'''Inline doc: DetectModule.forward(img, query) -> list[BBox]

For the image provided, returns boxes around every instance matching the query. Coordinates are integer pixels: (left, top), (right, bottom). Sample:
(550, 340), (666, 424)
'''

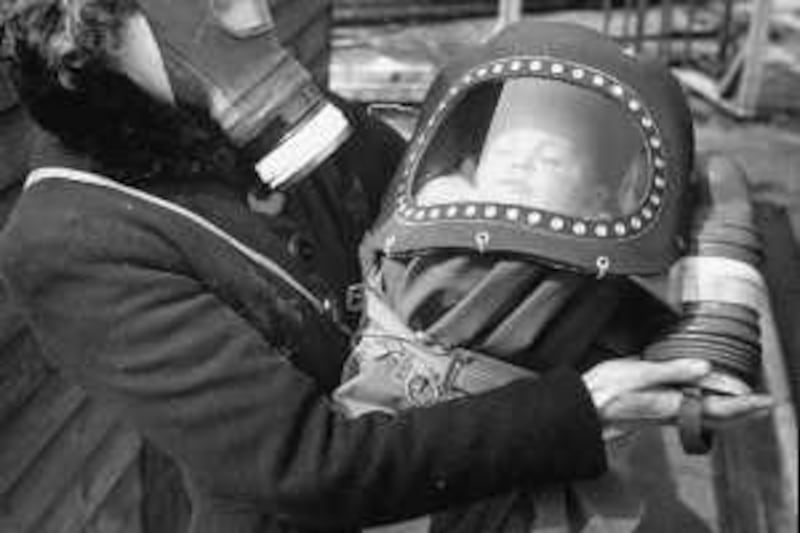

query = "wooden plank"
(713, 424), (771, 533)
(736, 0), (774, 116)
(676, 0), (775, 118)
(36, 425), (141, 533)
(497, 0), (523, 27)
(711, 203), (799, 533)
(658, 0), (674, 59)
(334, 1), (495, 24)
(332, 0), (575, 24)
(670, 67), (757, 119)
(618, 426), (718, 531)
(713, 416), (796, 533)
(330, 40), (436, 102)
(3, 400), (119, 530)
(755, 204), (800, 408)
(0, 377), (87, 496)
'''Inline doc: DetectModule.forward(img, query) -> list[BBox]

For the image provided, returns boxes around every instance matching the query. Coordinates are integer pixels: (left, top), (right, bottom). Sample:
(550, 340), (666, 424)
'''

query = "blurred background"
(0, 1), (798, 532)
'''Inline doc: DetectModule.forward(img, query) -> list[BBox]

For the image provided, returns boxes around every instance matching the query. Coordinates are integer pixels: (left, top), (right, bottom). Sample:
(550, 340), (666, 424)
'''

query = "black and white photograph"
(0, 1), (797, 532)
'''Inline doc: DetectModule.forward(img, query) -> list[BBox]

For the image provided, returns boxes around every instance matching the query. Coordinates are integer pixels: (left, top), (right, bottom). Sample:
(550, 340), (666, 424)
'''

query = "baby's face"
(474, 128), (587, 210)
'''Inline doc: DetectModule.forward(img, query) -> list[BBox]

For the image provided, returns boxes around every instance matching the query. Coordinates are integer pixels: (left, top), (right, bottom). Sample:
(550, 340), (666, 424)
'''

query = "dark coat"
(0, 109), (606, 533)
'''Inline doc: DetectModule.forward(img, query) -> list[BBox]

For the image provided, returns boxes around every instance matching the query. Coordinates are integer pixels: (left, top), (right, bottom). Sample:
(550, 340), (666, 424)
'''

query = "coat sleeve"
(0, 196), (606, 529)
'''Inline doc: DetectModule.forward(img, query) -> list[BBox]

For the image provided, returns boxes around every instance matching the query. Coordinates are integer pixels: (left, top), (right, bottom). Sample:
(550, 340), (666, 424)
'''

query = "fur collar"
(13, 56), (253, 190)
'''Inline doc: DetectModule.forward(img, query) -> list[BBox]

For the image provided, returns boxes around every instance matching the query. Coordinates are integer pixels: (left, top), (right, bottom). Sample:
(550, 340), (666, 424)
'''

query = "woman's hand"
(582, 358), (774, 440)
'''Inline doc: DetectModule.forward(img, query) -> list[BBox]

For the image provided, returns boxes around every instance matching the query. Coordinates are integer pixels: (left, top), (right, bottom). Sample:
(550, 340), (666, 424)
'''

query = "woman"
(0, 2), (769, 532)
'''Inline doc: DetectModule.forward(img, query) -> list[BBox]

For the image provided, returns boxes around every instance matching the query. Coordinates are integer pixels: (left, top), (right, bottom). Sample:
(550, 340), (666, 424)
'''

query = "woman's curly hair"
(1, 0), (136, 88)
(0, 0), (252, 188)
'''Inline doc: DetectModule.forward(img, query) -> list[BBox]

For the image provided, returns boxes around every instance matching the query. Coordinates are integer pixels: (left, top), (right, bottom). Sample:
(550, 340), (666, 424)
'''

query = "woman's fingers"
(583, 358), (711, 410)
(583, 358), (774, 437)
(703, 394), (774, 423)
(598, 388), (773, 428)
(602, 388), (683, 423)
(622, 359), (711, 392)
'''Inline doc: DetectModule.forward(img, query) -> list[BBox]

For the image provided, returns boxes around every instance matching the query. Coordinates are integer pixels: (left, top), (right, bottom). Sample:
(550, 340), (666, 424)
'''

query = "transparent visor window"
(413, 77), (651, 220)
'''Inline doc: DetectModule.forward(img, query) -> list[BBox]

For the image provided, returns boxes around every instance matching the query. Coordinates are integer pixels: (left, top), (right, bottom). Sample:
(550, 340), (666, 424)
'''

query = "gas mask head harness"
(370, 21), (694, 278)
(129, 0), (351, 188)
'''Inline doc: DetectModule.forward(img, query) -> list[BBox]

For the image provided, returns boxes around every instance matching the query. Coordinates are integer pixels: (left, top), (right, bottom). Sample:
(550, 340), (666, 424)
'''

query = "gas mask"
(363, 21), (767, 454)
(126, 0), (351, 188)
(370, 21), (694, 277)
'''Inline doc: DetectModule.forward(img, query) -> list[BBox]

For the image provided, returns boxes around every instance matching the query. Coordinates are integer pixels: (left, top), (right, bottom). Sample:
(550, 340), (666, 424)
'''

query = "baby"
(332, 21), (694, 533)
(417, 77), (649, 221)
(334, 20), (744, 533)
